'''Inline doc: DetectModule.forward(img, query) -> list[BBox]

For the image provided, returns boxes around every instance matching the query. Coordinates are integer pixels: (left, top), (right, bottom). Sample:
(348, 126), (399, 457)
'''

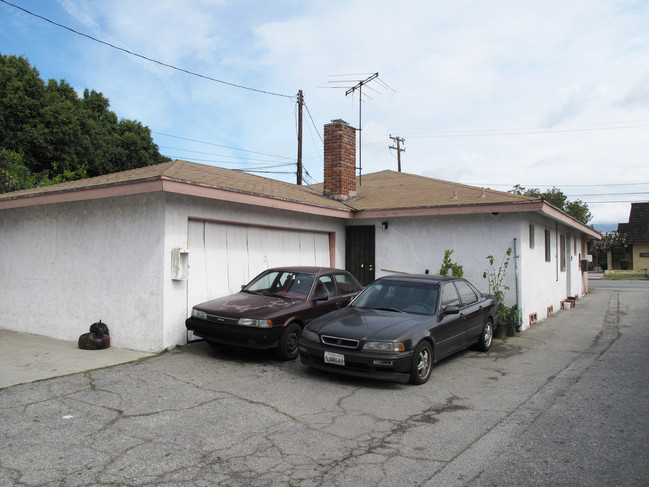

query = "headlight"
(362, 341), (405, 352)
(302, 329), (319, 342)
(192, 309), (207, 319)
(237, 318), (273, 328)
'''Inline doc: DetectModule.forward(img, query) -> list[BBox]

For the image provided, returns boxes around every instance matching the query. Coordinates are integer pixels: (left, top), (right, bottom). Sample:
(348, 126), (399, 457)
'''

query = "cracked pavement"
(1, 285), (648, 486)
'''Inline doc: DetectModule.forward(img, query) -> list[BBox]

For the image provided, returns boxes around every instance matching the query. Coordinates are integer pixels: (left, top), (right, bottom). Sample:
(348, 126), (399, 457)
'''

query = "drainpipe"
(513, 238), (521, 331)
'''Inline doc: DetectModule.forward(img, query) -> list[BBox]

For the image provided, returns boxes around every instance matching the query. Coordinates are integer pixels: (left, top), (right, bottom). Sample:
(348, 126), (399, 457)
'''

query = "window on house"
(545, 229), (552, 262)
(574, 237), (577, 255)
(560, 234), (566, 271)
(529, 224), (535, 249)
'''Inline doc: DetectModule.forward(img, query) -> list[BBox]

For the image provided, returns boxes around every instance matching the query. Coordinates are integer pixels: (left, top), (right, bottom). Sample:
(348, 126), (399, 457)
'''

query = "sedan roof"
(266, 266), (346, 274)
(379, 274), (458, 284)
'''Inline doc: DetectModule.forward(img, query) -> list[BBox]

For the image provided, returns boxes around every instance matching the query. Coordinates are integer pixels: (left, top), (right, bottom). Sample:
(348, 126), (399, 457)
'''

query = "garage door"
(187, 220), (331, 310)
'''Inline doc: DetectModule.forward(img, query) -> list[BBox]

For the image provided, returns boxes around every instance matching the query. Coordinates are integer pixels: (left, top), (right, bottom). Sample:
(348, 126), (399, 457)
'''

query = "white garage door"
(187, 220), (331, 310)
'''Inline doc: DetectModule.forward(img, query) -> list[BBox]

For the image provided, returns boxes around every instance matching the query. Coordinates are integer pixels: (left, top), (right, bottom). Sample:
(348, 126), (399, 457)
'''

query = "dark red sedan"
(185, 266), (362, 360)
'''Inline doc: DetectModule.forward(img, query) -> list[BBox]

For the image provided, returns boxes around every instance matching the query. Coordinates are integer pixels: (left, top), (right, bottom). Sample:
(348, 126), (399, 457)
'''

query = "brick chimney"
(323, 119), (357, 201)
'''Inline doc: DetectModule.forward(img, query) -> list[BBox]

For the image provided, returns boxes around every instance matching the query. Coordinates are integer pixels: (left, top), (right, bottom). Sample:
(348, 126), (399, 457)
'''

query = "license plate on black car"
(324, 351), (345, 366)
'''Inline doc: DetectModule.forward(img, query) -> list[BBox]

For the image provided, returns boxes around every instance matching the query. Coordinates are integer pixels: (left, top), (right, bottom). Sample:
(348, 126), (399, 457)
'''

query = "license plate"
(324, 351), (345, 366)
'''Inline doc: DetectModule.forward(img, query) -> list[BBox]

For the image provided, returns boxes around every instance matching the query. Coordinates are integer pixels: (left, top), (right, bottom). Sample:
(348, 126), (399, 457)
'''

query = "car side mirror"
(313, 293), (329, 302)
(442, 305), (460, 315)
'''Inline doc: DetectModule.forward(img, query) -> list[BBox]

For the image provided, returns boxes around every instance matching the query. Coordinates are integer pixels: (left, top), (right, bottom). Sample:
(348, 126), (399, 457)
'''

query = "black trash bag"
(78, 320), (110, 350)
(90, 321), (109, 337)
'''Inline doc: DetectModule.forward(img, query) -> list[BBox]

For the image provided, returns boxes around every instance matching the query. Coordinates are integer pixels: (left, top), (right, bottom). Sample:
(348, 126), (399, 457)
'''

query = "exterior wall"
(161, 193), (348, 351)
(519, 214), (587, 327)
(0, 193), (166, 352)
(632, 243), (649, 273)
(365, 212), (589, 330)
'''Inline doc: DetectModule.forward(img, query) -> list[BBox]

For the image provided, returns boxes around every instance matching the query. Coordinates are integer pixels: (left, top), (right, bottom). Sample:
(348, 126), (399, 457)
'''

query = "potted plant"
(484, 248), (519, 338)
(499, 304), (519, 336)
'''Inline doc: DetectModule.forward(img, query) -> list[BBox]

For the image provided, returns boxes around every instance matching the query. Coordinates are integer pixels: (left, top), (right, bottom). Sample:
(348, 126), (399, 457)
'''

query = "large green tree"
(511, 184), (592, 224)
(0, 54), (169, 193)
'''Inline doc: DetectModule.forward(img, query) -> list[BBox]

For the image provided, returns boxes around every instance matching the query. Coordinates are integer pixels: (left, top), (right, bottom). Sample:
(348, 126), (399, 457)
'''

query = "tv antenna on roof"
(328, 72), (389, 184)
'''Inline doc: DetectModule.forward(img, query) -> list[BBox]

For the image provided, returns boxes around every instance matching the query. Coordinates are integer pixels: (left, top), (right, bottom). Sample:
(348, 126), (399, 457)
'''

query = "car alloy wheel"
(478, 319), (493, 352)
(409, 341), (433, 385)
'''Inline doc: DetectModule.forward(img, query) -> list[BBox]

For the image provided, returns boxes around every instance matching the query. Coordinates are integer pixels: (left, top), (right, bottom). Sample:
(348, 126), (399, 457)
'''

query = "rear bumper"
(185, 317), (282, 349)
(298, 339), (414, 384)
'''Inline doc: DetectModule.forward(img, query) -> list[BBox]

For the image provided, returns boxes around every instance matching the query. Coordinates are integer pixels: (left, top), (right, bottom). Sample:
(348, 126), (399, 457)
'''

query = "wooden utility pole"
(389, 134), (405, 172)
(296, 90), (303, 185)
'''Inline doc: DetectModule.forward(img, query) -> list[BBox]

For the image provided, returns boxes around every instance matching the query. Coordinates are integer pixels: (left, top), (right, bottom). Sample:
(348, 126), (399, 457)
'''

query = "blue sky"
(2, 0), (649, 228)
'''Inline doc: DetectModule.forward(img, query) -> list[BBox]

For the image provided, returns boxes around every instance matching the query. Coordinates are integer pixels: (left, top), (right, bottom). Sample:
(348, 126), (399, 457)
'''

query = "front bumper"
(298, 339), (414, 384)
(185, 317), (283, 350)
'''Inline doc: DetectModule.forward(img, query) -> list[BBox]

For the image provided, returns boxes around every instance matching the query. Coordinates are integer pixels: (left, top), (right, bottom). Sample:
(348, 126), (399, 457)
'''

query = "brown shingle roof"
(317, 170), (533, 210)
(0, 160), (349, 210)
(619, 202), (649, 243)
(0, 160), (535, 212)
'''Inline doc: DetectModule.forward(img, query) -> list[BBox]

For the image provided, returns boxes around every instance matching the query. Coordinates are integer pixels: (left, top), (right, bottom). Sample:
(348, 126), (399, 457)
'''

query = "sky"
(1, 0), (649, 230)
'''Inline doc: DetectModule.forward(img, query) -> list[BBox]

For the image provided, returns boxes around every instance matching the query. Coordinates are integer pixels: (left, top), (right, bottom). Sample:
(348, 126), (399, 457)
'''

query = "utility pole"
(296, 90), (303, 185)
(389, 135), (405, 172)
(345, 73), (379, 185)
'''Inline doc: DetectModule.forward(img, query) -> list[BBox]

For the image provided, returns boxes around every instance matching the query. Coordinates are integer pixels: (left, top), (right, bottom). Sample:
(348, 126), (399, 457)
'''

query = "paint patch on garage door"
(187, 219), (331, 309)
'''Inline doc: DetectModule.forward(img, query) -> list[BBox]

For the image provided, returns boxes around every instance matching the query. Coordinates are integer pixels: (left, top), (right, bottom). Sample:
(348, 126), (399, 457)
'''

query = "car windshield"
(244, 270), (315, 301)
(351, 279), (439, 315)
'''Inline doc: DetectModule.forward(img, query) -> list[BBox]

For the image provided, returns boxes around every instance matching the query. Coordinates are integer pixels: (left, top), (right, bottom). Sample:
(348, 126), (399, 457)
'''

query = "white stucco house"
(0, 119), (600, 352)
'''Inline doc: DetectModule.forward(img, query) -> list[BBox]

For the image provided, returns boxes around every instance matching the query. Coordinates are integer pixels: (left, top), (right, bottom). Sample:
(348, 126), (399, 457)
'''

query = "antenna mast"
(345, 72), (378, 185)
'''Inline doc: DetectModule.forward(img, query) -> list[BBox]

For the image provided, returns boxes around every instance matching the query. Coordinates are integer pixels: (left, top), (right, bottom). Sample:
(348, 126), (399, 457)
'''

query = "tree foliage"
(0, 54), (169, 193)
(511, 184), (592, 224)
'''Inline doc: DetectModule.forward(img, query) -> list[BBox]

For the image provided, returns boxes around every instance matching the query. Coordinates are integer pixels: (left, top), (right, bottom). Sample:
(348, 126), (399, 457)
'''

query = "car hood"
(193, 292), (301, 319)
(306, 307), (429, 341)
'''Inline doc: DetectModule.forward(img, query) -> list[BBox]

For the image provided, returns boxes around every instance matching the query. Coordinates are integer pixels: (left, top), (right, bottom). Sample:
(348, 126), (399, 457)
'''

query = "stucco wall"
(364, 212), (588, 330)
(0, 193), (166, 351)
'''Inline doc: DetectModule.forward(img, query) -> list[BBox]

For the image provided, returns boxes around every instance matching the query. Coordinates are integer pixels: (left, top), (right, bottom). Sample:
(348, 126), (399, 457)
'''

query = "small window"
(574, 237), (577, 255)
(441, 283), (460, 308)
(454, 280), (478, 305)
(529, 224), (535, 249)
(545, 229), (552, 262)
(334, 273), (360, 295)
(560, 234), (566, 271)
(318, 275), (337, 297)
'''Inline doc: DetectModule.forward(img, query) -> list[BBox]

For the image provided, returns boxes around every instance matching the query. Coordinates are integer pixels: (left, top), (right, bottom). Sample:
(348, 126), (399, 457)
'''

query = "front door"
(345, 225), (375, 286)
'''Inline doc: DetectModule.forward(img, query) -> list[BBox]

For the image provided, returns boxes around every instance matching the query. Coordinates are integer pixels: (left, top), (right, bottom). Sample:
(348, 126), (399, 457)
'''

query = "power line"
(401, 121), (649, 138)
(1, 0), (294, 99)
(153, 132), (294, 160)
(467, 182), (649, 188)
(158, 146), (295, 165)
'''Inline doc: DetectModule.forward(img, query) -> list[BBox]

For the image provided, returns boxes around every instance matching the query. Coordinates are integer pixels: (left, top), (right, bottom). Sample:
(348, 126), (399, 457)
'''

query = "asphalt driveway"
(1, 286), (648, 486)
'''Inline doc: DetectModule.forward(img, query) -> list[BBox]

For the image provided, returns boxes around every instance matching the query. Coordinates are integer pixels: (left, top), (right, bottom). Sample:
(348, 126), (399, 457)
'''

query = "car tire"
(276, 323), (302, 361)
(477, 319), (493, 352)
(409, 341), (433, 385)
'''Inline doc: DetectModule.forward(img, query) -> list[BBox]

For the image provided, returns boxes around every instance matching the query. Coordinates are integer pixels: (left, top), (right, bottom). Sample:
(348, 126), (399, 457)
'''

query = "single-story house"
(0, 119), (601, 352)
(612, 202), (649, 273)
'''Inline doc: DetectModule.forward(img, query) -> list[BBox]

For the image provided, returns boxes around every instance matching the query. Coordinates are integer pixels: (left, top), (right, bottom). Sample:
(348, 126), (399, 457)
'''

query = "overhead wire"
(0, 0), (294, 99)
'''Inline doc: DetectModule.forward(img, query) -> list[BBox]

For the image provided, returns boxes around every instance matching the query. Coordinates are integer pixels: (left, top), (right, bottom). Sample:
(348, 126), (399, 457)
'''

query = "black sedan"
(298, 274), (498, 384)
(185, 267), (362, 360)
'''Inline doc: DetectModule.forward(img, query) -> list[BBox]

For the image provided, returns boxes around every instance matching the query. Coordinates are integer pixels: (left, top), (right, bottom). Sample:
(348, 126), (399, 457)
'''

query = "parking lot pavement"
(1, 288), (648, 486)
(0, 330), (154, 388)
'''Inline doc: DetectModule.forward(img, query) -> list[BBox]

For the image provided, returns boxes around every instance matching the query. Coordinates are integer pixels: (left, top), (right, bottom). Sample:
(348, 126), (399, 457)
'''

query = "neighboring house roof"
(0, 160), (600, 238)
(618, 202), (649, 243)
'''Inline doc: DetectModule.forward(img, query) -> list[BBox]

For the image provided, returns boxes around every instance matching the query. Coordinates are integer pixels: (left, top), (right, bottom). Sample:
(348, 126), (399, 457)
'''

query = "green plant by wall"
(439, 249), (464, 277)
(483, 247), (517, 323)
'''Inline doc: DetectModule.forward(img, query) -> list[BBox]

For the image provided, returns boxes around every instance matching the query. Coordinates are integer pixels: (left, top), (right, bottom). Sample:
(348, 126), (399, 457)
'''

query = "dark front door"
(346, 226), (375, 286)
